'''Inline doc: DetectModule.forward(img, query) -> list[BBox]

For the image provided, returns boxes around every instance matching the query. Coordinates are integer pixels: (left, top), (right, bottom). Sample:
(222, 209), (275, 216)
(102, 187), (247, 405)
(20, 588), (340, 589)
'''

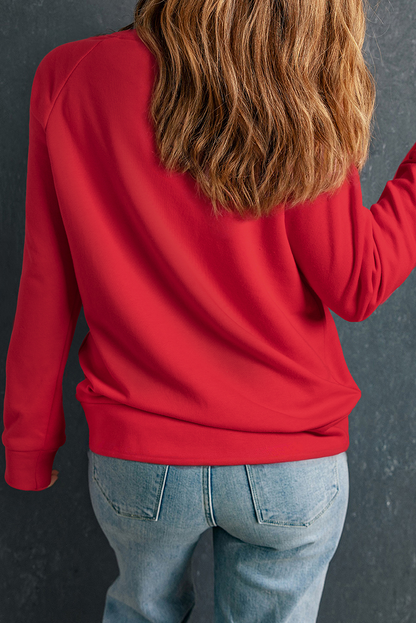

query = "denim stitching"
(91, 453), (168, 521)
(246, 456), (340, 528)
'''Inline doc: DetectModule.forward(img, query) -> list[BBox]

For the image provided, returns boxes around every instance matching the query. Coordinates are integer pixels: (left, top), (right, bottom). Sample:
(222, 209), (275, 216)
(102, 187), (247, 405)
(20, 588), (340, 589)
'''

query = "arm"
(2, 103), (82, 491)
(284, 146), (416, 322)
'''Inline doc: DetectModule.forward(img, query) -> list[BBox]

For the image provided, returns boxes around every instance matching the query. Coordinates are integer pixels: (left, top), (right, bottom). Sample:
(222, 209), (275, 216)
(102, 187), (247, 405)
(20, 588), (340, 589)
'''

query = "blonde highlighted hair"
(112, 0), (377, 219)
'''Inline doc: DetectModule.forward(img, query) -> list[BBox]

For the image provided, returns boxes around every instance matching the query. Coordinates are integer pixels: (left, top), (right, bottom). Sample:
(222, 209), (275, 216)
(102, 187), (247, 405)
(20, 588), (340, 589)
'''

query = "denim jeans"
(87, 449), (349, 623)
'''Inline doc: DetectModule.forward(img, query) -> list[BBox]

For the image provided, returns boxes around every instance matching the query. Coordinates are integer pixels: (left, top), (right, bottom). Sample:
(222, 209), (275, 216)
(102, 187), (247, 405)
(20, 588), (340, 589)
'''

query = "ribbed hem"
(81, 401), (350, 465)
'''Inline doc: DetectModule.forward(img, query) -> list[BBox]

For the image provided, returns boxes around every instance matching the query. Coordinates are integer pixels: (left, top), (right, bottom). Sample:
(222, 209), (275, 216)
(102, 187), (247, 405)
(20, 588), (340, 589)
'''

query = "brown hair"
(111, 0), (377, 220)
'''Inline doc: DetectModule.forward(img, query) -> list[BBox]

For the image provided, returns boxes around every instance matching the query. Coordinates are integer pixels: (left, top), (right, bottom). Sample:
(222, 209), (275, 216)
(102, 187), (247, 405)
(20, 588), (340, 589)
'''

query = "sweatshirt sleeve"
(2, 95), (82, 490)
(284, 144), (416, 322)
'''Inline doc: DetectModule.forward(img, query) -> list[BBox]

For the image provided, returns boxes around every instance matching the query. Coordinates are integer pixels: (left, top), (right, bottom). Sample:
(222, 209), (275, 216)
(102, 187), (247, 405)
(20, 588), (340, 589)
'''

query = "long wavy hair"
(102, 0), (377, 219)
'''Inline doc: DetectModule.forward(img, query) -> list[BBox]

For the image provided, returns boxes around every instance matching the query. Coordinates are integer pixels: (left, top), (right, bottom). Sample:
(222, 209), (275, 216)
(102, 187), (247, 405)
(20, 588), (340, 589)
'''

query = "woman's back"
(3, 28), (416, 489)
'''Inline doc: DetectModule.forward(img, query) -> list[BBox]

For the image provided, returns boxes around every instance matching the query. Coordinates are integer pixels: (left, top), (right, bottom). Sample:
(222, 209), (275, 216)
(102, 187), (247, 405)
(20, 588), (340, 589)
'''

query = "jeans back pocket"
(90, 450), (169, 521)
(245, 453), (341, 527)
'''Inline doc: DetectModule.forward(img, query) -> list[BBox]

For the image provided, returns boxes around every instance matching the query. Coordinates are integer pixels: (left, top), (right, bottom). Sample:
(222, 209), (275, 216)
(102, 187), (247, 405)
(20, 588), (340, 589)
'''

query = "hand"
(45, 469), (59, 489)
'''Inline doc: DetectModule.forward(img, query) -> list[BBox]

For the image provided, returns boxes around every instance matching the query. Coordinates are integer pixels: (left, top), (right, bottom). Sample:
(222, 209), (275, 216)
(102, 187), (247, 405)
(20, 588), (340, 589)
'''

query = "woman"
(3, 0), (416, 621)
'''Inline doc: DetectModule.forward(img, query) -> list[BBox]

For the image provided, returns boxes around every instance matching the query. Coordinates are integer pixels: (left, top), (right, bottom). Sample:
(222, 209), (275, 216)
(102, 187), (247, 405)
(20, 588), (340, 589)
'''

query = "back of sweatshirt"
(3, 28), (416, 490)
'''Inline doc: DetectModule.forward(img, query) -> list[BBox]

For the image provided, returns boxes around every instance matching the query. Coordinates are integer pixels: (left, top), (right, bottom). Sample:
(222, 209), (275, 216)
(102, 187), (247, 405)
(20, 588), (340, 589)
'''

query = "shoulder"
(30, 30), (136, 127)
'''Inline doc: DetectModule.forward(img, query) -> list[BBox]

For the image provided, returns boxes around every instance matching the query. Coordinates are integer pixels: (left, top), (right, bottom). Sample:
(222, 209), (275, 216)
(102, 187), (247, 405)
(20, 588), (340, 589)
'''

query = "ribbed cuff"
(4, 448), (58, 491)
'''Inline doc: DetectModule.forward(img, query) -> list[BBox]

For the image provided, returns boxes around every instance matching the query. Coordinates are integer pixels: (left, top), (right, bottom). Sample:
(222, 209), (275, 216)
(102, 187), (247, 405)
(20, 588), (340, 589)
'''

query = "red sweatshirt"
(3, 28), (416, 491)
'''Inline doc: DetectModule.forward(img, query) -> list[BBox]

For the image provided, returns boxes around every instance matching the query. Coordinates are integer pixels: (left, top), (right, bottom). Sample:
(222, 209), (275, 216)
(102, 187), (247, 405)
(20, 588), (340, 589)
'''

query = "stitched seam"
(44, 39), (106, 132)
(155, 466), (169, 521)
(208, 467), (217, 526)
(92, 456), (169, 520)
(246, 457), (340, 528)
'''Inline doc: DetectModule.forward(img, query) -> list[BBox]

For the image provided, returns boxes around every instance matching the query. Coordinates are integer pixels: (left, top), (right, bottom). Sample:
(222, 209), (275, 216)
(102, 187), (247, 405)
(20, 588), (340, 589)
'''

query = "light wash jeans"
(87, 449), (349, 623)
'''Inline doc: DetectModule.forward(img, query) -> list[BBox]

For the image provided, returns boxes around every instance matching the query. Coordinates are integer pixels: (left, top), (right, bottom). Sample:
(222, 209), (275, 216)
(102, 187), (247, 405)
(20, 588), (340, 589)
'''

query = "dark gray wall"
(1, 2), (416, 622)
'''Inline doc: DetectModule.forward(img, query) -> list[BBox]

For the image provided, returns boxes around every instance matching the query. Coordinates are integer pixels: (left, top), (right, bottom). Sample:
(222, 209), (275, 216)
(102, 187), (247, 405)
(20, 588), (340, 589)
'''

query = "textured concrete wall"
(1, 1), (415, 621)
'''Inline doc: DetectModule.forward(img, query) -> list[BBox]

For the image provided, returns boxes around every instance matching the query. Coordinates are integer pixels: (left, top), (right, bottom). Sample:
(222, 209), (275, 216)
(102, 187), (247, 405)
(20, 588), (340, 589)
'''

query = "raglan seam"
(44, 38), (107, 133)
